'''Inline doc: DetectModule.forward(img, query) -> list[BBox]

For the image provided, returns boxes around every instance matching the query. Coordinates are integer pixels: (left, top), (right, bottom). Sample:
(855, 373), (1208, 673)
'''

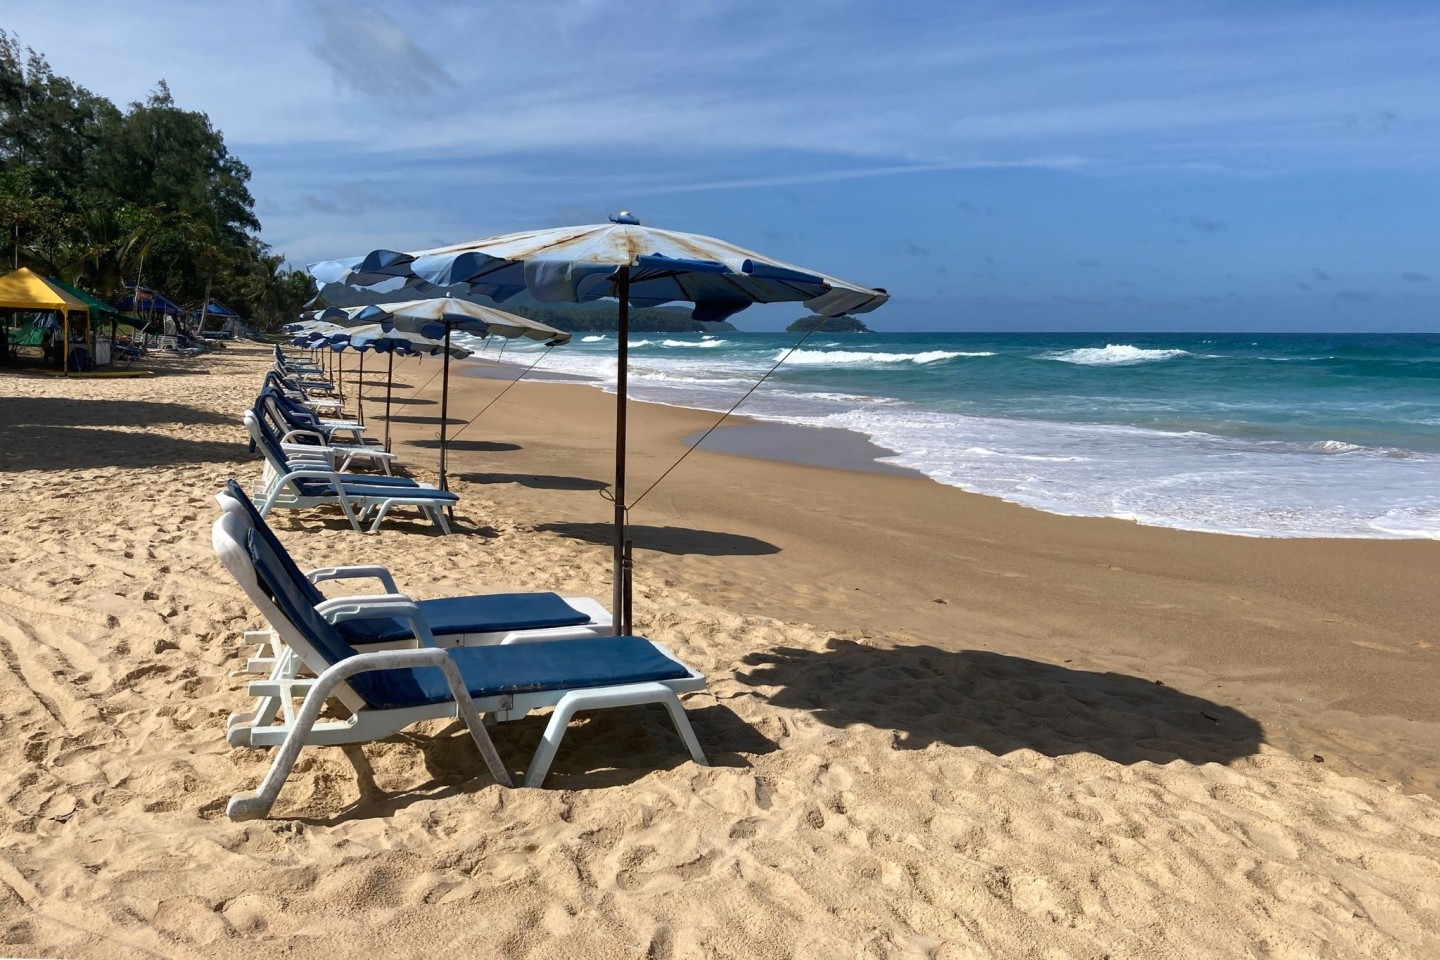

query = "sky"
(7, 0), (1440, 331)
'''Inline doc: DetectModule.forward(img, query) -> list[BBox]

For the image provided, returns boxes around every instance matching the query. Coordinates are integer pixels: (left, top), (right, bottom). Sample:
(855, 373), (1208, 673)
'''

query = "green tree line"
(0, 34), (314, 328)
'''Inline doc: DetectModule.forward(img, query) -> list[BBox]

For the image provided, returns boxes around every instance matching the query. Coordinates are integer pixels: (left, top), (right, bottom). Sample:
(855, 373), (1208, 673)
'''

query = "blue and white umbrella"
(311, 214), (888, 632)
(305, 300), (568, 480)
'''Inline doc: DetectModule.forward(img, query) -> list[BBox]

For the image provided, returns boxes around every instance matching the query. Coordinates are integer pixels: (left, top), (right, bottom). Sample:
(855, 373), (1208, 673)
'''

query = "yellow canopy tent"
(0, 267), (91, 374)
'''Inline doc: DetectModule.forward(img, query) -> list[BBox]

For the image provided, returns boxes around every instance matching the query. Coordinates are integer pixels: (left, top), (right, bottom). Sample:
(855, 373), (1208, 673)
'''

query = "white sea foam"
(581, 335), (607, 342)
(471, 335), (1440, 540)
(779, 348), (983, 366)
(662, 338), (727, 348)
(627, 339), (654, 348)
(1047, 344), (1190, 365)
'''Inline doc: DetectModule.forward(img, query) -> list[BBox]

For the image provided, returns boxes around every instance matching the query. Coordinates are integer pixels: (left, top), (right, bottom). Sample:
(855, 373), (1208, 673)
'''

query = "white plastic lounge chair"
(244, 410), (457, 533)
(213, 508), (707, 819)
(261, 385), (371, 446)
(217, 481), (612, 746)
(264, 369), (344, 412)
(255, 393), (395, 475)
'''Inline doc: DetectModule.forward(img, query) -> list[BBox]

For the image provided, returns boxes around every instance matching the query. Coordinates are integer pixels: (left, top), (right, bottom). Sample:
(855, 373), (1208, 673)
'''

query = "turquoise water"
(465, 331), (1440, 538)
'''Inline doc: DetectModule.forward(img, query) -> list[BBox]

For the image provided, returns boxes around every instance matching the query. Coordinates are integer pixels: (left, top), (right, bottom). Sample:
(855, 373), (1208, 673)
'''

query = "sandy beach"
(4, 342), (1440, 958)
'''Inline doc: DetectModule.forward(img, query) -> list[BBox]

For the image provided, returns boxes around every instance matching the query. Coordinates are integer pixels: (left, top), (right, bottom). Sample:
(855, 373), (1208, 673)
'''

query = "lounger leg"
(227, 649), (511, 821)
(227, 648), (298, 747)
(522, 683), (708, 789)
(431, 506), (452, 535)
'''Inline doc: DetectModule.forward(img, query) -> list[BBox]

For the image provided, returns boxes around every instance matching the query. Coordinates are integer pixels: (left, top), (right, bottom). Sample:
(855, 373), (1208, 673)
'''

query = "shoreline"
(458, 353), (1440, 542)
(396, 353), (1440, 796)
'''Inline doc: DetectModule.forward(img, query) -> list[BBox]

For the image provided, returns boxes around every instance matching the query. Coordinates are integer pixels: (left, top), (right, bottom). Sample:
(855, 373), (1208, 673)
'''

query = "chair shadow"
(407, 439), (521, 452)
(267, 509), (499, 539)
(373, 397), (436, 406)
(457, 472), (609, 491)
(738, 638), (1263, 766)
(536, 522), (780, 557)
(299, 703), (768, 824)
(0, 425), (243, 472)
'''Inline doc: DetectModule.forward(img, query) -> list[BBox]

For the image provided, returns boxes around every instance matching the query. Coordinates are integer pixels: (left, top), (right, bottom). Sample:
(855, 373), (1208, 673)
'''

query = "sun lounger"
(213, 508), (707, 819)
(217, 480), (613, 745)
(260, 384), (371, 446)
(220, 479), (609, 645)
(243, 410), (457, 533)
(263, 369), (343, 413)
(254, 393), (395, 475)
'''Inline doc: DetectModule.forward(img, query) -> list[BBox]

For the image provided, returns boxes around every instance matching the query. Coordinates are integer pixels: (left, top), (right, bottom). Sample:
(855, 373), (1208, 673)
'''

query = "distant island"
(785, 315), (871, 333)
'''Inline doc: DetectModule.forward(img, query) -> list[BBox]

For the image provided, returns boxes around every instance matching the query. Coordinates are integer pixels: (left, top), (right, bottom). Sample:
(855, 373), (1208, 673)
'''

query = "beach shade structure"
(311, 215), (888, 634)
(315, 297), (569, 493)
(0, 267), (91, 374)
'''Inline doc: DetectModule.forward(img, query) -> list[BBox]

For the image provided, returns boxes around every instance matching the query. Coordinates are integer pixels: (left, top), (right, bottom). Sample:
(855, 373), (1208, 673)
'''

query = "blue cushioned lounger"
(213, 506), (706, 820)
(219, 480), (599, 649)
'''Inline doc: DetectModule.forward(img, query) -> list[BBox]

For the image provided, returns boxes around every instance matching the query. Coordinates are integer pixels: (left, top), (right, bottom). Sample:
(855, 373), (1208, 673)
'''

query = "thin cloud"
(1400, 271), (1431, 283)
(1312, 267), (1333, 281)
(309, 1), (455, 98)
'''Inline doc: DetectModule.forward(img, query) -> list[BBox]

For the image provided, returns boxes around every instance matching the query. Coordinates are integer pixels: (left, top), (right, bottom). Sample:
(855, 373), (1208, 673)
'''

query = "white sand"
(1, 344), (1438, 958)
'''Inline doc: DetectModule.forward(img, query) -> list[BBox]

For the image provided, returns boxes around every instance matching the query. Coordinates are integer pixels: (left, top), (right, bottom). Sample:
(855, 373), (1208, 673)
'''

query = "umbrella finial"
(609, 210), (640, 225)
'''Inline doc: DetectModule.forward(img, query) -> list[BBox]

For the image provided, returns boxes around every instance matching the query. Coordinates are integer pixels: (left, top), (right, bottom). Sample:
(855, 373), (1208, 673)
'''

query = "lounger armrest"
(316, 594), (438, 647)
(279, 445), (334, 464)
(280, 427), (329, 445)
(307, 565), (400, 593)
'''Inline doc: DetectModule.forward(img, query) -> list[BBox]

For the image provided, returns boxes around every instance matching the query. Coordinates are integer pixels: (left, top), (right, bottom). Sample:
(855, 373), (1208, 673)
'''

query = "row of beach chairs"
(248, 345), (456, 533)
(212, 346), (709, 820)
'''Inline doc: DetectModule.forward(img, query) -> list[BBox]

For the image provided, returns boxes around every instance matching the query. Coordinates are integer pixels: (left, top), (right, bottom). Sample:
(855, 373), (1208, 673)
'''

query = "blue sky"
(9, 1), (1440, 330)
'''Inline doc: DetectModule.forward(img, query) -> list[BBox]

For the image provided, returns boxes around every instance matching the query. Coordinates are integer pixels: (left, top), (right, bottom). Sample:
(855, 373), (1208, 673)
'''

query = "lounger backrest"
(221, 480), (328, 607)
(261, 384), (323, 431)
(243, 410), (293, 473)
(244, 527), (433, 709)
(261, 387), (321, 433)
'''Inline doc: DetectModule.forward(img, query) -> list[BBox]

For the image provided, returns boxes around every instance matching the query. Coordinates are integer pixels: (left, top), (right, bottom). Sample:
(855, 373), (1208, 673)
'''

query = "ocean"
(456, 331), (1440, 540)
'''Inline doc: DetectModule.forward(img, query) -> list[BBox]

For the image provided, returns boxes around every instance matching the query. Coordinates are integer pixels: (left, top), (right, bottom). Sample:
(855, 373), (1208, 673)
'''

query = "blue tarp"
(119, 283), (182, 315)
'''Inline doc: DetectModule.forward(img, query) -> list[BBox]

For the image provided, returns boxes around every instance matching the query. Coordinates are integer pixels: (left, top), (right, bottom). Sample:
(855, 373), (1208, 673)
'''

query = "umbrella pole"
(613, 267), (631, 634)
(439, 326), (451, 493)
(384, 349), (394, 453)
(357, 351), (365, 426)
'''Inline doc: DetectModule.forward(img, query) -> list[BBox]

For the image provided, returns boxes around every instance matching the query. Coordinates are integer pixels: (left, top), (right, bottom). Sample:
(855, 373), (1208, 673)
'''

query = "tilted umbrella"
(311, 214), (887, 633)
(317, 298), (568, 491)
(346, 321), (468, 452)
(294, 317), (470, 452)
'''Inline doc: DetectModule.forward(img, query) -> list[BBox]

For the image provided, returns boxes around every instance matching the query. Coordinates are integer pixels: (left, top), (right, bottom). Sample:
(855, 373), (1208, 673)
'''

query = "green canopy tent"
(49, 278), (130, 366)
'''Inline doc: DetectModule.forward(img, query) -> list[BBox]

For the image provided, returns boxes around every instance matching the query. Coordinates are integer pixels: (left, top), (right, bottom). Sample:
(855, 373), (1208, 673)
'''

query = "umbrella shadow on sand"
(738, 638), (1262, 766)
(457, 471), (609, 491)
(405, 439), (521, 453)
(537, 522), (780, 557)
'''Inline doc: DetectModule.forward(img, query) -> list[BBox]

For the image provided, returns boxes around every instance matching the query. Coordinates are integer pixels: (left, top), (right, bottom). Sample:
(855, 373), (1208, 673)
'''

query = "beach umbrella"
(293, 317), (469, 451)
(346, 321), (470, 452)
(310, 214), (887, 633)
(321, 297), (568, 494)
